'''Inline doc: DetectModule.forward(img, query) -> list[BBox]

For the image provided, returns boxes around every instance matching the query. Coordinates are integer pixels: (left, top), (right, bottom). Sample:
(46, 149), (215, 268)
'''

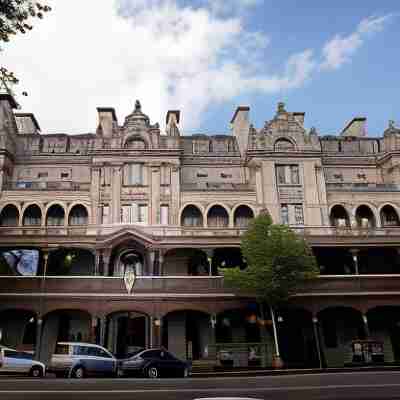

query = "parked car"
(118, 348), (191, 378)
(48, 342), (117, 378)
(0, 346), (45, 377)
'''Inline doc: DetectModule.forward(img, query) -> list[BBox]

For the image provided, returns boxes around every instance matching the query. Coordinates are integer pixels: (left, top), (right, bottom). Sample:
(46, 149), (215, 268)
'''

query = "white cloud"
(1, 2), (394, 134)
(321, 15), (393, 71)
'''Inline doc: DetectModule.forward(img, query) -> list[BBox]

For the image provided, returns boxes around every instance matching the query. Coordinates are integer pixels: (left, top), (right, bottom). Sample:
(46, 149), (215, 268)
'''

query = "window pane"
(138, 205), (148, 224)
(291, 165), (300, 184)
(281, 205), (289, 225)
(294, 204), (304, 225)
(102, 206), (109, 224)
(276, 165), (286, 184)
(55, 344), (69, 355)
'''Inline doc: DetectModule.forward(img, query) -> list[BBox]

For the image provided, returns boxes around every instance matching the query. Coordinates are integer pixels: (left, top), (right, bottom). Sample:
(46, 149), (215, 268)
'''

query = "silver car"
(48, 342), (117, 378)
(0, 346), (45, 377)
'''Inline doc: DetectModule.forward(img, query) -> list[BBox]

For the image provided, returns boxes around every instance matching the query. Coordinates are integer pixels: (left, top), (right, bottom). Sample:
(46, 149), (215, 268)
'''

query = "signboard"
(352, 340), (384, 364)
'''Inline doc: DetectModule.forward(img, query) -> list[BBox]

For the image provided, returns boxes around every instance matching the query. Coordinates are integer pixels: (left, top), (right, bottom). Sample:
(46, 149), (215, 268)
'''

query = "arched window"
(274, 138), (295, 152)
(0, 204), (19, 226)
(68, 205), (88, 226)
(330, 205), (350, 227)
(380, 205), (400, 227)
(355, 205), (376, 228)
(234, 205), (254, 228)
(22, 205), (42, 226)
(181, 205), (203, 227)
(207, 205), (229, 228)
(46, 204), (65, 226)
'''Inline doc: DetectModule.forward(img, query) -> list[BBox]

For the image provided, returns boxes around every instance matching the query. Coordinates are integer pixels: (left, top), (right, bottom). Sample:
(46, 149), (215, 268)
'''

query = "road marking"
(2, 383), (400, 394)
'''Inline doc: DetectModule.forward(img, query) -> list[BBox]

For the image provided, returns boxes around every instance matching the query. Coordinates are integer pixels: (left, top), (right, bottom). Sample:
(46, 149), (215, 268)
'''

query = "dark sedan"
(118, 348), (190, 378)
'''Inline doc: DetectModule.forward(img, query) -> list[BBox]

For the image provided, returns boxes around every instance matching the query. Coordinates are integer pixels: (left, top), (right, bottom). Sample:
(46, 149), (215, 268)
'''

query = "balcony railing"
(326, 182), (400, 192)
(1, 224), (400, 238)
(0, 275), (398, 298)
(296, 275), (400, 296)
(0, 276), (226, 295)
(3, 181), (91, 191)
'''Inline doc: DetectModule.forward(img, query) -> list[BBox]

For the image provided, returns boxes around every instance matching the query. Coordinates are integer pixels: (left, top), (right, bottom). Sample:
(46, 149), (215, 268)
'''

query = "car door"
(95, 348), (115, 376)
(2, 350), (20, 373)
(162, 351), (183, 377)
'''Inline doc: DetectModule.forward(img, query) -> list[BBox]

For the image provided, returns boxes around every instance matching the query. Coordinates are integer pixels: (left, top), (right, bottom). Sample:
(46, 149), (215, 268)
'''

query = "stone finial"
(310, 126), (318, 135)
(277, 102), (286, 114)
(389, 120), (396, 129)
(134, 100), (141, 112)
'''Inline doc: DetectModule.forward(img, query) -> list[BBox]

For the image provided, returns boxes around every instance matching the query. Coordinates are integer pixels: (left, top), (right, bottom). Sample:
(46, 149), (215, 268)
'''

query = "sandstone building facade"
(1, 92), (400, 368)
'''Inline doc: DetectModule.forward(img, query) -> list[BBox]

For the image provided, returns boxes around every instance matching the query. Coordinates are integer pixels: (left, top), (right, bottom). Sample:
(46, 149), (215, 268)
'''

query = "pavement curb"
(192, 366), (400, 378)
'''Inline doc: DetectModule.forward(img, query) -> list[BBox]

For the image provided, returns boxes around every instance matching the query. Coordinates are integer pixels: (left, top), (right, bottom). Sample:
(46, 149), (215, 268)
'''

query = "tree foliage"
(0, 1), (51, 44)
(221, 213), (319, 306)
(0, 1), (51, 96)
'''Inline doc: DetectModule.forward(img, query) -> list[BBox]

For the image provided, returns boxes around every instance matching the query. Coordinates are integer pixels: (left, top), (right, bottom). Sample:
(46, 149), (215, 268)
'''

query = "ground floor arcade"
(2, 298), (400, 369)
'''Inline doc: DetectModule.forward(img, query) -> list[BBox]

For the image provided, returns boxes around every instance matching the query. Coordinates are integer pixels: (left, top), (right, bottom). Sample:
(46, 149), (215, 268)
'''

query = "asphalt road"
(1, 371), (400, 400)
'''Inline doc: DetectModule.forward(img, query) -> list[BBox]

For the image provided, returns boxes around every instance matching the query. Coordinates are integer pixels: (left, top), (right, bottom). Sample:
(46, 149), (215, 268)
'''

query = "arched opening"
(162, 310), (210, 360)
(317, 307), (365, 367)
(0, 204), (19, 226)
(380, 205), (400, 227)
(163, 248), (209, 276)
(46, 204), (65, 226)
(124, 137), (147, 150)
(47, 248), (95, 276)
(22, 204), (42, 226)
(181, 205), (203, 227)
(212, 247), (246, 274)
(106, 311), (149, 358)
(367, 306), (400, 362)
(355, 205), (376, 229)
(277, 308), (319, 368)
(274, 138), (295, 152)
(233, 205), (254, 228)
(40, 310), (91, 363)
(0, 248), (40, 276)
(68, 204), (88, 226)
(113, 249), (144, 277)
(313, 247), (355, 275)
(0, 309), (37, 352)
(330, 205), (350, 228)
(207, 205), (229, 228)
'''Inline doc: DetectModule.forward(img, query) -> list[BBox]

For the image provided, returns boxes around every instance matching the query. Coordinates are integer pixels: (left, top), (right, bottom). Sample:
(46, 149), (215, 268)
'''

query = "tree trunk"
(270, 305), (284, 368)
(259, 303), (268, 368)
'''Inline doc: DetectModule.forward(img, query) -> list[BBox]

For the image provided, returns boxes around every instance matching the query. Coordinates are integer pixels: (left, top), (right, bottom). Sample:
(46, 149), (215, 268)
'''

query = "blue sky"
(2, 0), (399, 136)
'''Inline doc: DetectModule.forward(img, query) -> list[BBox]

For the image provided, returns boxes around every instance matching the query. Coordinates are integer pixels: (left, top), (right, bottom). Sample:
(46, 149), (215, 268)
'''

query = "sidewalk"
(192, 365), (400, 378)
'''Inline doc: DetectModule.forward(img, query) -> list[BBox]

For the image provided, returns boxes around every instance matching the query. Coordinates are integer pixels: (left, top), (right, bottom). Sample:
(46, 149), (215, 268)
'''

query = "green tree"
(221, 213), (319, 366)
(0, 1), (51, 97)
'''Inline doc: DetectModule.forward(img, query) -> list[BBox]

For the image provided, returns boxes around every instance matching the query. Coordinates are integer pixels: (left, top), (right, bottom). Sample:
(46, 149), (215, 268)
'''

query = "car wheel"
(71, 366), (85, 379)
(29, 366), (44, 378)
(147, 366), (159, 379)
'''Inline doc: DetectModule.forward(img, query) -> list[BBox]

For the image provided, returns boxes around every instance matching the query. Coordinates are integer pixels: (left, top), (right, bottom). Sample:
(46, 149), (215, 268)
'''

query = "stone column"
(362, 314), (370, 338)
(90, 316), (98, 343)
(150, 164), (161, 225)
(91, 166), (101, 225)
(170, 164), (180, 225)
(34, 317), (43, 361)
(204, 249), (214, 276)
(350, 249), (359, 275)
(207, 314), (217, 360)
(102, 248), (112, 277)
(111, 165), (122, 224)
(147, 250), (155, 276)
(153, 316), (162, 348)
(99, 316), (107, 347)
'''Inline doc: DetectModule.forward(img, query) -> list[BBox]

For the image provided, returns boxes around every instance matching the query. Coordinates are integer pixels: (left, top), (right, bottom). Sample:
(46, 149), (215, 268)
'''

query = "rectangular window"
(60, 172), (69, 179)
(125, 164), (144, 185)
(38, 172), (48, 178)
(160, 205), (169, 225)
(276, 165), (286, 184)
(281, 204), (289, 225)
(138, 205), (148, 224)
(294, 204), (304, 225)
(276, 165), (300, 185)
